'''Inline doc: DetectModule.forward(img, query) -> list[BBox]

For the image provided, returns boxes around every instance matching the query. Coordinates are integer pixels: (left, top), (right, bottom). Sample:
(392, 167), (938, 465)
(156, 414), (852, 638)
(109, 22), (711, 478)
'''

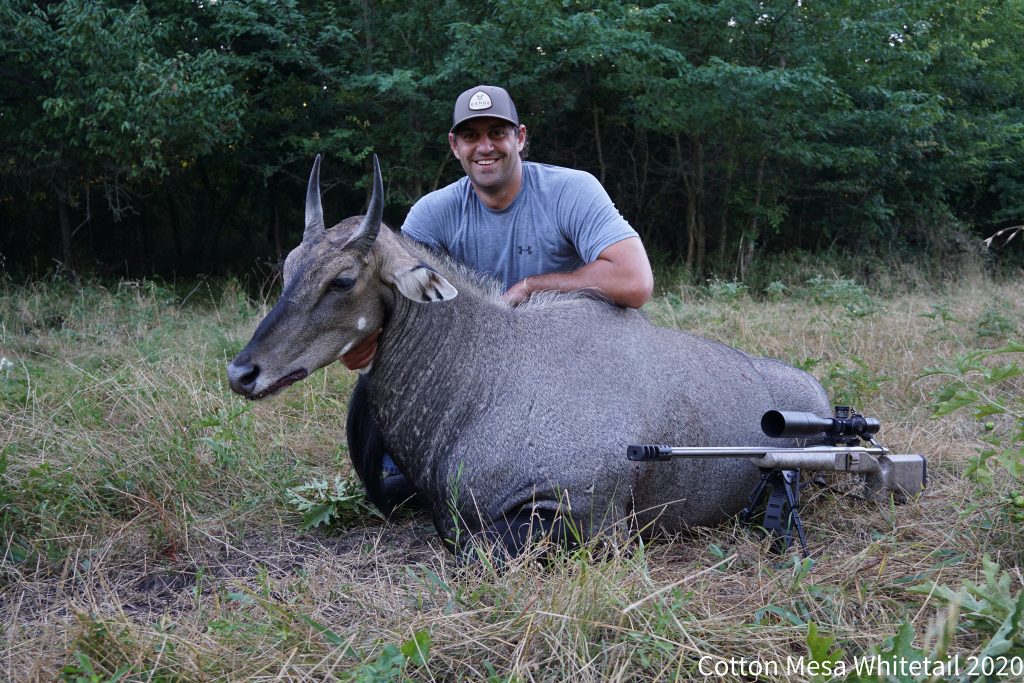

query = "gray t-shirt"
(401, 161), (638, 291)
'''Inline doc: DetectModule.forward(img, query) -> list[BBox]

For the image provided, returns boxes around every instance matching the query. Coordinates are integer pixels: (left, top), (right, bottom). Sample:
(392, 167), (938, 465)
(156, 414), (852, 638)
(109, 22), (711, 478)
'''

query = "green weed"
(193, 402), (257, 471)
(804, 622), (846, 683)
(285, 474), (376, 531)
(703, 277), (749, 303)
(765, 280), (788, 300)
(974, 305), (1017, 339)
(909, 556), (1024, 660)
(804, 274), (879, 317)
(62, 618), (183, 683)
(820, 356), (894, 407)
(923, 342), (1024, 486)
(345, 630), (432, 683)
(847, 556), (1024, 682)
(61, 652), (131, 683)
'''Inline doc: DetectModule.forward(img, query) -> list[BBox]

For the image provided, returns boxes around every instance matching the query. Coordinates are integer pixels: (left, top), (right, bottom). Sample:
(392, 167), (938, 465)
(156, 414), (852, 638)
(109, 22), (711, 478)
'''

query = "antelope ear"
(389, 262), (458, 303)
(379, 233), (457, 302)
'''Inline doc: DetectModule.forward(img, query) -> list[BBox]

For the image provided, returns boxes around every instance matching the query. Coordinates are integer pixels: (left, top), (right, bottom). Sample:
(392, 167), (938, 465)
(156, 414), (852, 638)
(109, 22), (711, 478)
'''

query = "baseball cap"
(450, 85), (519, 134)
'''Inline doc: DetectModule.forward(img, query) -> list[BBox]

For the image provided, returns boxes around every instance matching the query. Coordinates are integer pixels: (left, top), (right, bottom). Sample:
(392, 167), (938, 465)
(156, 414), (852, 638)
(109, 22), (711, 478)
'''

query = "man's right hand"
(341, 328), (382, 371)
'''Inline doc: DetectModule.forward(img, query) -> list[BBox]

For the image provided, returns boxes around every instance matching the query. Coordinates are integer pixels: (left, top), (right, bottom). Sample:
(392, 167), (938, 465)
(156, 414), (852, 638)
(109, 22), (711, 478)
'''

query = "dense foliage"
(2, 0), (1022, 278)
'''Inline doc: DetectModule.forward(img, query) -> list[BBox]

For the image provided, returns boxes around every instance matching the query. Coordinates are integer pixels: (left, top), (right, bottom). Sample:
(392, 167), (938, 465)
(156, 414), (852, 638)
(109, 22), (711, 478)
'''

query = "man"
(344, 85), (654, 513)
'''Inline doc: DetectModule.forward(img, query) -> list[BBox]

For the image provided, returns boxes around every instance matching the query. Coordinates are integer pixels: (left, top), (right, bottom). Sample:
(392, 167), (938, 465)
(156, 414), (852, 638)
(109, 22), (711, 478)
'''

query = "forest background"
(2, 0), (1023, 283)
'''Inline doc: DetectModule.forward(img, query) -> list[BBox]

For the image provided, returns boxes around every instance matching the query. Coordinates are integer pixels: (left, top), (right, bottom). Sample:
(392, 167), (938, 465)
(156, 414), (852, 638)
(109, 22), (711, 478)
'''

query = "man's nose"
(477, 136), (494, 154)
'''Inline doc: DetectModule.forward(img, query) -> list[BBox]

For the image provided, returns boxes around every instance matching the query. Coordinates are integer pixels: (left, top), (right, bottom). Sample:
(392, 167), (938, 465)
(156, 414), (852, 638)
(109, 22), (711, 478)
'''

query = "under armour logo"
(517, 245), (534, 255)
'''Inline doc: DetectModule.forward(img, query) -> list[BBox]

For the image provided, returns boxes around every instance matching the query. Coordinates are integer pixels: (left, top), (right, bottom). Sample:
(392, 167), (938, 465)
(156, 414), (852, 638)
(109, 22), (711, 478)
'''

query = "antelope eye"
(329, 277), (356, 292)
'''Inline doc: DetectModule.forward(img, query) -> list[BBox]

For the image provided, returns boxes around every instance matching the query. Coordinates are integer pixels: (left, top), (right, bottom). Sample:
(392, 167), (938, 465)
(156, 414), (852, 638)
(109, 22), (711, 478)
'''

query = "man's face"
(448, 117), (526, 195)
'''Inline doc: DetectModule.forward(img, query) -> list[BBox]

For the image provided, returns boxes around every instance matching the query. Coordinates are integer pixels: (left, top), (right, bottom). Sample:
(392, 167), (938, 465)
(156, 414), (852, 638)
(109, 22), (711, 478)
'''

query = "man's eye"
(490, 129), (508, 138)
(329, 277), (356, 291)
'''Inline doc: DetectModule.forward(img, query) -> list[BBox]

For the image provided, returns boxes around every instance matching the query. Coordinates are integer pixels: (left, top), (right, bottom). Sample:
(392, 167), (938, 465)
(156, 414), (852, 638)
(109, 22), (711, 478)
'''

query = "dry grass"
(1, 272), (1023, 681)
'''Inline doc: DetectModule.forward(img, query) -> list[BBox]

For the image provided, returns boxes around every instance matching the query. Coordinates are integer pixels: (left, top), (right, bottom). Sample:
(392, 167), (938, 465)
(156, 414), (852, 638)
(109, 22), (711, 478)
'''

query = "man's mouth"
(474, 157), (500, 167)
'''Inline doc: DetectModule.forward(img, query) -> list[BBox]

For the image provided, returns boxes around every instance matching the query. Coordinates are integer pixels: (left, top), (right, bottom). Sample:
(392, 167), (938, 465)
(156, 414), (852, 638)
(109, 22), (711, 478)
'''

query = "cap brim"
(450, 114), (519, 136)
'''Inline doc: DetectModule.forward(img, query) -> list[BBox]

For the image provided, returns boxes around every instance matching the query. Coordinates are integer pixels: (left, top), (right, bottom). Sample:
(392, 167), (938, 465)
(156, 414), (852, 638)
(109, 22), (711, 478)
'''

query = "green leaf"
(973, 402), (1007, 418)
(400, 630), (432, 667)
(881, 622), (926, 672)
(754, 604), (806, 626)
(964, 454), (995, 484)
(296, 612), (345, 647)
(997, 341), (1024, 354)
(301, 503), (337, 531)
(978, 589), (1024, 659)
(996, 449), (1024, 478)
(932, 388), (980, 417)
(846, 621), (928, 683)
(806, 622), (845, 678)
(986, 363), (1023, 383)
(910, 556), (1024, 659)
(792, 556), (815, 586)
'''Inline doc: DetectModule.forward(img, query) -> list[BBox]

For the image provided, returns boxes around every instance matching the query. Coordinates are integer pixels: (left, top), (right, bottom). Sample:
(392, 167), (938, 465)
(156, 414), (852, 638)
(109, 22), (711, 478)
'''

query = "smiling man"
(405, 84), (653, 308)
(344, 85), (654, 514)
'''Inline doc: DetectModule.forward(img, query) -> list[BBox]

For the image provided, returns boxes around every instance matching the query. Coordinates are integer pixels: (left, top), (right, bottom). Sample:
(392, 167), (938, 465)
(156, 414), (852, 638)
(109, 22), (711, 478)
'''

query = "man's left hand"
(498, 238), (654, 309)
(502, 278), (531, 306)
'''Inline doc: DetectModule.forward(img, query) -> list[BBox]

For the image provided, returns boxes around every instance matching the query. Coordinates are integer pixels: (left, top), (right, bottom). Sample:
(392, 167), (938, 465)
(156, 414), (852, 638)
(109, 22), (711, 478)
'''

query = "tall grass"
(1, 271), (1022, 681)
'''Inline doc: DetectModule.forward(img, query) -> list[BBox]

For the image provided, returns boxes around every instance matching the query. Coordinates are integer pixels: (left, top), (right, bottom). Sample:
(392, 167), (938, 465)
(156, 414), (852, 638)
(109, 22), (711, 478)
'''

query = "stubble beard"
(466, 154), (519, 197)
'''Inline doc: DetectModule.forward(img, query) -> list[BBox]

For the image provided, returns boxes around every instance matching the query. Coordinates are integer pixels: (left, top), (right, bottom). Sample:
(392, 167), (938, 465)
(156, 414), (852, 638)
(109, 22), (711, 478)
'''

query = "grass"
(1, 269), (1023, 681)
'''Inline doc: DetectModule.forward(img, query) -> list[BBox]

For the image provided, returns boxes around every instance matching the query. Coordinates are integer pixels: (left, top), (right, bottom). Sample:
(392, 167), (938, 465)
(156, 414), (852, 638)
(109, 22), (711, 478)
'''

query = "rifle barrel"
(626, 445), (890, 473)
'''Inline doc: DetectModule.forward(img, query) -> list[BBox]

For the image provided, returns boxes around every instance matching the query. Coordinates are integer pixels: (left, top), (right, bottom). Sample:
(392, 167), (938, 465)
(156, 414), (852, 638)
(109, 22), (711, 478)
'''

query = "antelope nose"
(227, 359), (260, 395)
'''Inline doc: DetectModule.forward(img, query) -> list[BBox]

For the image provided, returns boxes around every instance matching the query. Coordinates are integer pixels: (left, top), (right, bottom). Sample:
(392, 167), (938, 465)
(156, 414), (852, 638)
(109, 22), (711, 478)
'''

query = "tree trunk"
(675, 135), (693, 269)
(680, 135), (706, 275)
(719, 146), (737, 265)
(134, 216), (146, 277)
(165, 177), (184, 273)
(593, 107), (606, 185)
(143, 204), (153, 275)
(694, 137), (706, 277)
(198, 165), (248, 272)
(685, 179), (697, 271)
(739, 154), (767, 281)
(431, 154), (450, 193)
(57, 196), (76, 280)
(636, 129), (650, 243)
(271, 198), (282, 262)
(359, 0), (375, 72)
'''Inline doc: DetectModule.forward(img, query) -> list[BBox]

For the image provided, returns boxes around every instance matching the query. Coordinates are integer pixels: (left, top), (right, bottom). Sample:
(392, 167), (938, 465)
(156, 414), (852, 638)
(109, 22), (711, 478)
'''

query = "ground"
(2, 271), (1023, 681)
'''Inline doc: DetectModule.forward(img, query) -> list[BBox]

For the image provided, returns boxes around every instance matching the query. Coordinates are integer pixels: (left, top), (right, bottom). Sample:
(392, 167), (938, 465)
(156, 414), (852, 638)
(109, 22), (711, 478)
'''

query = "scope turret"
(761, 409), (880, 441)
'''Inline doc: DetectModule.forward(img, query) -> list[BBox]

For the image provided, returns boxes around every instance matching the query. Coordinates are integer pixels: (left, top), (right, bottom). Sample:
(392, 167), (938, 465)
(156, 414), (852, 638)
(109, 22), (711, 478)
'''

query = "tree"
(0, 0), (241, 275)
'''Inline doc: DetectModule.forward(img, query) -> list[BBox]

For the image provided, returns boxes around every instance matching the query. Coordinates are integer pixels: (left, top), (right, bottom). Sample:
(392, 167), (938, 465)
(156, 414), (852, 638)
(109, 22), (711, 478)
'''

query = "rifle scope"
(761, 409), (880, 440)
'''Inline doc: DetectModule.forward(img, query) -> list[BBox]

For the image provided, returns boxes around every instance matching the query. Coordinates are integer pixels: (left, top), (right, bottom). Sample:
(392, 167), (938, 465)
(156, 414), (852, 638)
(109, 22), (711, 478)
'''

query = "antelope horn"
(303, 154), (325, 241)
(344, 155), (383, 255)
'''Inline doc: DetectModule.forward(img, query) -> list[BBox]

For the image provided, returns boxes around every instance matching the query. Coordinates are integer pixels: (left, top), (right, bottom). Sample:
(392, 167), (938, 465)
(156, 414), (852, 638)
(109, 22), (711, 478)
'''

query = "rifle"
(626, 407), (927, 556)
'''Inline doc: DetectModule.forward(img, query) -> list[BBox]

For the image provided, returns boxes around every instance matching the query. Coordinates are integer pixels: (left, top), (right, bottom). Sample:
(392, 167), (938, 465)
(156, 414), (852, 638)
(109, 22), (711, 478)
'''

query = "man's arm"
(502, 236), (654, 308)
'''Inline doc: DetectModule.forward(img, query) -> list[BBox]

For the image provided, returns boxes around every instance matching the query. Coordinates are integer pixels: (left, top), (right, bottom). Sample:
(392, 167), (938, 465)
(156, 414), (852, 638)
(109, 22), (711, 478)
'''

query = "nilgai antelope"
(228, 156), (830, 558)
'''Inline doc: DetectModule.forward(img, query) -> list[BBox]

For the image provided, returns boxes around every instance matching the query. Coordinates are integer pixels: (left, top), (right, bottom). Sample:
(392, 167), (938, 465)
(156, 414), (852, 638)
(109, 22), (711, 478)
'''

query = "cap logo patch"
(468, 91), (492, 111)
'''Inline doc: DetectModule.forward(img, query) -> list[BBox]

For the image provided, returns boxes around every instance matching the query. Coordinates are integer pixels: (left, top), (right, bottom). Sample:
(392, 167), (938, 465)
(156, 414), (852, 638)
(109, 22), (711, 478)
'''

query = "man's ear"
(380, 245), (458, 303)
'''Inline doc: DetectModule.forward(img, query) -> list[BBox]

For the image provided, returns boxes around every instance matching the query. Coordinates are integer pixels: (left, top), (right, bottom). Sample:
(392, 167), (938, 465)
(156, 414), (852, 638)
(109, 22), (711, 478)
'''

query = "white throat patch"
(468, 91), (492, 111)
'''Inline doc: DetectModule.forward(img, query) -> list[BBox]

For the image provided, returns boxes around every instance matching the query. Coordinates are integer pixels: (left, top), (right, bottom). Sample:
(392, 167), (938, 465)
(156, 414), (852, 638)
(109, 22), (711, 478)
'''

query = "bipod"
(740, 469), (809, 557)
